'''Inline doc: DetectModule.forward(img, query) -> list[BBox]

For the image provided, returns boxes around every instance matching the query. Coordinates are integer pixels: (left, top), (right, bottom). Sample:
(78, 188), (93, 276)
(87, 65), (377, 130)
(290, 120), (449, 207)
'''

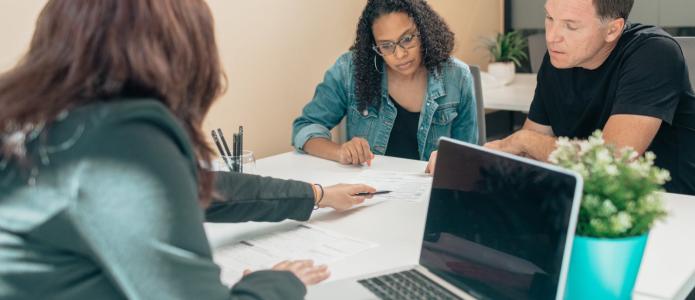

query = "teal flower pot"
(565, 234), (648, 300)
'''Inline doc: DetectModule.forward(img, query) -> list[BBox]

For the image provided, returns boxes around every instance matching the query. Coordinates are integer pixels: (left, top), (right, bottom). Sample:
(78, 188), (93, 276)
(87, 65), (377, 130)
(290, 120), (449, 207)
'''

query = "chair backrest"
(527, 33), (547, 73)
(469, 65), (486, 145)
(674, 36), (695, 89)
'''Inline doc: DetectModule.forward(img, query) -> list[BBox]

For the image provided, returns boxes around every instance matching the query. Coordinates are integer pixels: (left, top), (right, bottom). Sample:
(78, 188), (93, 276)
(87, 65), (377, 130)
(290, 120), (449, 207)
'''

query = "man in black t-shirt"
(486, 0), (695, 195)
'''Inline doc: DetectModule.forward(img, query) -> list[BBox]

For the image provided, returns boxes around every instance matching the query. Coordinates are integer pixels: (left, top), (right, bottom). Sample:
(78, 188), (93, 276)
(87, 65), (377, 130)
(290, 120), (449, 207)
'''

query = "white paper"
(347, 170), (433, 202)
(213, 224), (377, 286)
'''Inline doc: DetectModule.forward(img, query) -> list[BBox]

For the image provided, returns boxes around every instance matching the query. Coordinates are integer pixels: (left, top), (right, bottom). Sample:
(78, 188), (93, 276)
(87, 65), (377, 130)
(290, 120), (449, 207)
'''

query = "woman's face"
(371, 12), (423, 77)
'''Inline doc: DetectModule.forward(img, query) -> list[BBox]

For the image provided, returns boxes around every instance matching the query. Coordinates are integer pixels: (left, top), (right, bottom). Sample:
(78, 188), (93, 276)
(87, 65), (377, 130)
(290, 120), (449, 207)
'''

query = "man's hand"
(485, 132), (527, 156)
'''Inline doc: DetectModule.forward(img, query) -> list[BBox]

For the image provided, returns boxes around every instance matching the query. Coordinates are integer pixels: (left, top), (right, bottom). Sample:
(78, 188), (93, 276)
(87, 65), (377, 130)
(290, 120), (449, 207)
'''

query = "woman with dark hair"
(0, 0), (375, 299)
(292, 0), (478, 171)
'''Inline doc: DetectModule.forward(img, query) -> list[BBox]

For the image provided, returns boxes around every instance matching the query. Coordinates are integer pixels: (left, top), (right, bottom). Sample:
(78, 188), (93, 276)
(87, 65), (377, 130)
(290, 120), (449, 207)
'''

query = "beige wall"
(0, 0), (502, 158)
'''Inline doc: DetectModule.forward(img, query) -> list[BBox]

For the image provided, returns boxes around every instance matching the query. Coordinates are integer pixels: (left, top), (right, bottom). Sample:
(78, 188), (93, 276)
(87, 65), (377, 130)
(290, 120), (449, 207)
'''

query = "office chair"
(469, 65), (487, 145)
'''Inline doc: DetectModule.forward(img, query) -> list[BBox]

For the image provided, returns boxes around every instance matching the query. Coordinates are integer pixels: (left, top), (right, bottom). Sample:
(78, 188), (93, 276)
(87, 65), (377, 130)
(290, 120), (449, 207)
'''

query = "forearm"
(515, 129), (557, 162)
(303, 137), (341, 162)
(206, 171), (315, 223)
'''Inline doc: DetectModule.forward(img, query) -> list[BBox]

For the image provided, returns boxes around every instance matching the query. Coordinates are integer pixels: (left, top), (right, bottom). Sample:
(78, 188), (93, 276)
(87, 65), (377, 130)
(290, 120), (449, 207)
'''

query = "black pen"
(354, 190), (392, 196)
(232, 133), (239, 172)
(217, 128), (236, 172)
(211, 130), (233, 171)
(239, 126), (243, 173)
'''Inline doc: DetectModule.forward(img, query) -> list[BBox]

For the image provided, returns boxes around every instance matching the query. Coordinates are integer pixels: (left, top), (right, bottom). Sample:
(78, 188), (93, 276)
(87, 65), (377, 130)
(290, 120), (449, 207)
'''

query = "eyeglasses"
(372, 33), (420, 56)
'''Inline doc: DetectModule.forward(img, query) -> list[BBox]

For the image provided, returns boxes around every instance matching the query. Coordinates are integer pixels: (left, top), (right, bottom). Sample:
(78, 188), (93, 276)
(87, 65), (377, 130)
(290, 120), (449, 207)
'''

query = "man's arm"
(603, 114), (662, 155)
(487, 115), (661, 161)
(485, 118), (557, 161)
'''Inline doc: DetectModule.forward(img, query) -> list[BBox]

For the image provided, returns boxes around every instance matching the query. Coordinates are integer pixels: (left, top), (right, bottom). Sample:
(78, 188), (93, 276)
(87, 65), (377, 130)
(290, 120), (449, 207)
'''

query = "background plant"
(485, 31), (528, 67)
(548, 131), (669, 238)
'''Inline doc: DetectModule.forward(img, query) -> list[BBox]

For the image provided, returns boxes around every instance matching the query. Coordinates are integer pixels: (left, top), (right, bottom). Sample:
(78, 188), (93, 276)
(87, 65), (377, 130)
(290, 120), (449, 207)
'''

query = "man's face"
(544, 0), (613, 69)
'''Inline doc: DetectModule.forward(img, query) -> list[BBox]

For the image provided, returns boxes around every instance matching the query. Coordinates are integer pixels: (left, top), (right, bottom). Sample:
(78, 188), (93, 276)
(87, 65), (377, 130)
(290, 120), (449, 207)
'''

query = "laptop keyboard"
(358, 269), (463, 300)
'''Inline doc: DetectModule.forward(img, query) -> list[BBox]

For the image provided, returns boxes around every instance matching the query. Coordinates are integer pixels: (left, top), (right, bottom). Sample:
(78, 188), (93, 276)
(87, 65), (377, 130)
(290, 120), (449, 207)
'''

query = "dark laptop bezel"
(419, 137), (583, 300)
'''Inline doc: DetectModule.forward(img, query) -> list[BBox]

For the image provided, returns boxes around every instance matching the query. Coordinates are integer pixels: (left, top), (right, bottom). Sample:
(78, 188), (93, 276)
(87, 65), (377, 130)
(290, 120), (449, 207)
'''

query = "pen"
(217, 128), (236, 172)
(239, 126), (243, 173)
(232, 133), (239, 172)
(211, 130), (233, 171)
(354, 190), (392, 196)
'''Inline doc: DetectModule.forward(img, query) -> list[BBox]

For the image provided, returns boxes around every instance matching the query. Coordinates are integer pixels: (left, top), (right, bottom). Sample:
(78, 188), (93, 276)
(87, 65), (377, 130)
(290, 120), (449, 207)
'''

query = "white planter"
(488, 62), (516, 85)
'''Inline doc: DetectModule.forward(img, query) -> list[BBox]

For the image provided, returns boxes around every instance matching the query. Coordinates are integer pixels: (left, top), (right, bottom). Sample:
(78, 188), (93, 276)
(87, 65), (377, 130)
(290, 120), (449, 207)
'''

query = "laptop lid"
(420, 137), (582, 300)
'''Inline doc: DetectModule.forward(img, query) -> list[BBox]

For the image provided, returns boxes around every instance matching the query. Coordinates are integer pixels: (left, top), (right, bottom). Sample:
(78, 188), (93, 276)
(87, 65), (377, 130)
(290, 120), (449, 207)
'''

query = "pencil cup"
(223, 150), (255, 174)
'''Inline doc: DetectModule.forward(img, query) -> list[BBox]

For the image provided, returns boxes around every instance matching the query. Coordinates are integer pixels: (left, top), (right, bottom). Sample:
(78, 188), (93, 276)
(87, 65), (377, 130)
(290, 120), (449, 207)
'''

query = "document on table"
(213, 224), (377, 286)
(348, 170), (433, 202)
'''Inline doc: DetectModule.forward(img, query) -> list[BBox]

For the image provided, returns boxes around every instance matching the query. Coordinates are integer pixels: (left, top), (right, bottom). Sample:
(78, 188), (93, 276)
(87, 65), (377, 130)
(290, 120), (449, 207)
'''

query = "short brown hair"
(593, 0), (634, 21)
(0, 0), (225, 205)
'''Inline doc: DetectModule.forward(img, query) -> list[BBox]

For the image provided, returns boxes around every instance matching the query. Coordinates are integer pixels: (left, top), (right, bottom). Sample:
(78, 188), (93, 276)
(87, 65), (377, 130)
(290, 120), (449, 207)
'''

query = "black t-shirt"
(385, 96), (421, 160)
(529, 23), (695, 195)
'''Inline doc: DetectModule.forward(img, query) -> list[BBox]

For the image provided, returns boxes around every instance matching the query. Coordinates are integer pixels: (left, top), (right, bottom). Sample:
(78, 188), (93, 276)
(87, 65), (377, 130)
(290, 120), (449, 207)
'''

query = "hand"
(244, 260), (330, 286)
(484, 132), (526, 156)
(338, 137), (374, 166)
(319, 183), (376, 211)
(425, 150), (438, 174)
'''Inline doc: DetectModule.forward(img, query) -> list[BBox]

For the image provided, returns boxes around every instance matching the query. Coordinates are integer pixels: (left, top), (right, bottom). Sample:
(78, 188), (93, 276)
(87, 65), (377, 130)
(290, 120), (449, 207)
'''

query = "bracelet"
(313, 183), (324, 210)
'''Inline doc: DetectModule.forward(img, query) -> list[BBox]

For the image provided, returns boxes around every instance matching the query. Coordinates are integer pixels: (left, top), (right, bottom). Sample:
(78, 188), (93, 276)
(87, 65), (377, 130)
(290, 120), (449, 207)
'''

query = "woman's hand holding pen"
(316, 183), (377, 211)
(338, 137), (374, 166)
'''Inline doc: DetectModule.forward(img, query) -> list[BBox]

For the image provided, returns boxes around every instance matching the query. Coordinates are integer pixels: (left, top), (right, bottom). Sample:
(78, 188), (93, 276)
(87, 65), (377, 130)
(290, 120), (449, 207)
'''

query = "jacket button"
(362, 110), (368, 116)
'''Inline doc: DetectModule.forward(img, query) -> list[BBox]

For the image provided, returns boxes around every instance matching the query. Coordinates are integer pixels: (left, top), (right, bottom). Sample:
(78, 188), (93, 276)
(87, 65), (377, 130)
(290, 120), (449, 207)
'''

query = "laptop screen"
(420, 138), (580, 300)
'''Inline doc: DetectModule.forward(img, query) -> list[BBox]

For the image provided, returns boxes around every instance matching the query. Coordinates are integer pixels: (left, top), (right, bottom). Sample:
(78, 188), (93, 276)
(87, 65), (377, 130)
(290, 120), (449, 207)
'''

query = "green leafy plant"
(485, 31), (528, 67)
(548, 131), (669, 238)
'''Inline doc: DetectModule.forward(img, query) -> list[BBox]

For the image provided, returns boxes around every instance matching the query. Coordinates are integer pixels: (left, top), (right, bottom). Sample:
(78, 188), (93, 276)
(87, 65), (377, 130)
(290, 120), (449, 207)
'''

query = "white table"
(481, 72), (536, 113)
(205, 152), (695, 300)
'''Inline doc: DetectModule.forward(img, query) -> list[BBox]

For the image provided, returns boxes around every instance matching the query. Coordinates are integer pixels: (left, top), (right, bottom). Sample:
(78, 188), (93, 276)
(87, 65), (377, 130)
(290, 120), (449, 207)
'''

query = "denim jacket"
(292, 52), (478, 161)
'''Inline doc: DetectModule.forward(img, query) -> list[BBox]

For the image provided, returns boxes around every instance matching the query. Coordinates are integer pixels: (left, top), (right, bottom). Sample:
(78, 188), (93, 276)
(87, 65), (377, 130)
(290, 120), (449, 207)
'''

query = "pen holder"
(223, 150), (256, 174)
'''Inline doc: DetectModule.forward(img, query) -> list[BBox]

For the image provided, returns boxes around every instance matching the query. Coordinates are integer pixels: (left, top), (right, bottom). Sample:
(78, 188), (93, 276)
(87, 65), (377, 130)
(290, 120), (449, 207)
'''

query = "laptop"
(307, 137), (583, 300)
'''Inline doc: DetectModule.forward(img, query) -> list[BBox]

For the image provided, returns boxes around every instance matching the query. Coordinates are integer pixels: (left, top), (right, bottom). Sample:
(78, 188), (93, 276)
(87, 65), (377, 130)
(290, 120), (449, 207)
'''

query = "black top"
(385, 96), (421, 160)
(529, 23), (695, 195)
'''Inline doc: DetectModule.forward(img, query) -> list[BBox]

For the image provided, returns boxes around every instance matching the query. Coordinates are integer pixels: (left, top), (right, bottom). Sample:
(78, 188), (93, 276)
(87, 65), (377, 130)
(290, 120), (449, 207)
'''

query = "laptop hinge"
(414, 265), (479, 300)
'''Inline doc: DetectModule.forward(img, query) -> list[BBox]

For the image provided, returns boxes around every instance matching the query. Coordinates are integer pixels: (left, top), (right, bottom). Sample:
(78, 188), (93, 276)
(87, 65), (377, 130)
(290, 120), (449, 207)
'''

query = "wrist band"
(313, 183), (324, 210)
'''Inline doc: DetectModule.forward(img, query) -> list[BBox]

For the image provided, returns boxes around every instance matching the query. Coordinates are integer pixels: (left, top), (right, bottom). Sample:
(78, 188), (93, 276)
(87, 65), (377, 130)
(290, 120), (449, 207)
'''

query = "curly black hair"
(351, 0), (455, 111)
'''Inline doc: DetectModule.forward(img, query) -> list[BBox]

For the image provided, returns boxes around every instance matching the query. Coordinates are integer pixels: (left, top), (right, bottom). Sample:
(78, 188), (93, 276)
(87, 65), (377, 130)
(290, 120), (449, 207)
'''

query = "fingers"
(354, 140), (366, 165)
(358, 139), (374, 166)
(273, 260), (330, 286)
(352, 196), (366, 205)
(243, 269), (252, 276)
(342, 138), (373, 166)
(425, 161), (434, 174)
(288, 259), (313, 270)
(349, 144), (360, 165)
(300, 265), (330, 285)
(425, 151), (437, 174)
(484, 140), (503, 150)
(272, 260), (291, 270)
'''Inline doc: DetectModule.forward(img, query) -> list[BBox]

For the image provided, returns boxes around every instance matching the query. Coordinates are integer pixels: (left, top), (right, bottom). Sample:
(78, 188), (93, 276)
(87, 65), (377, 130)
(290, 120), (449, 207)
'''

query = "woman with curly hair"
(292, 0), (478, 172)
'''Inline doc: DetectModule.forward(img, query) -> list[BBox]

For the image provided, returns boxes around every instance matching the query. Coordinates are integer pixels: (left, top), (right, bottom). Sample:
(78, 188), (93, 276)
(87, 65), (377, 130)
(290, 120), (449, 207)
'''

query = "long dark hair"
(351, 0), (455, 111)
(0, 0), (224, 205)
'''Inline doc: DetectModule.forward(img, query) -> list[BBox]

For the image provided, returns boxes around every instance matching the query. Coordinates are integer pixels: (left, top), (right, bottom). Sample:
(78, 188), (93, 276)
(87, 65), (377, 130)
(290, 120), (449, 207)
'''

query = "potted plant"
(484, 30), (527, 85)
(548, 131), (670, 300)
